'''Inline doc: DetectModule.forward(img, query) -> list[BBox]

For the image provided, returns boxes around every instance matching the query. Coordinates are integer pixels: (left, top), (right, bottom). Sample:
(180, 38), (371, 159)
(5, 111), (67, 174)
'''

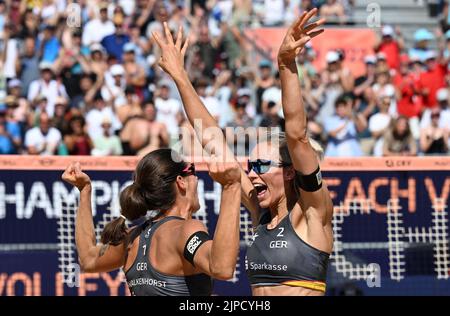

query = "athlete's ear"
(283, 166), (296, 181)
(175, 175), (187, 192)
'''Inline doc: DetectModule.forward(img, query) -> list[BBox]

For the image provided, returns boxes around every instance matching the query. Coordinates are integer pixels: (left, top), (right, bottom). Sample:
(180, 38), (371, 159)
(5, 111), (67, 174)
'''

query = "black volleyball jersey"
(245, 212), (330, 292)
(124, 216), (213, 296)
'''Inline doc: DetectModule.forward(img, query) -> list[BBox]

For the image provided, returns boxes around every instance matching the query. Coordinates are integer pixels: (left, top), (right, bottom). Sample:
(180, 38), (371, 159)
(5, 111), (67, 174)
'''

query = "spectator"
(226, 94), (255, 156)
(154, 80), (182, 140)
(38, 24), (60, 63)
(262, 0), (285, 26)
(420, 107), (449, 155)
(24, 112), (62, 155)
(255, 59), (275, 115)
(369, 94), (393, 156)
(18, 36), (40, 96)
(420, 88), (450, 130)
(64, 116), (93, 156)
(320, 0), (346, 25)
(418, 51), (446, 109)
(117, 86), (144, 124)
(409, 28), (435, 62)
(3, 95), (22, 151)
(101, 13), (130, 62)
(7, 79), (30, 128)
(122, 43), (147, 96)
(324, 96), (366, 157)
(27, 61), (68, 117)
(261, 72), (282, 118)
(382, 116), (417, 156)
(92, 117), (123, 156)
(0, 105), (16, 154)
(375, 25), (404, 71)
(86, 93), (121, 141)
(194, 78), (221, 123)
(318, 50), (354, 124)
(82, 3), (115, 47)
(393, 54), (423, 119)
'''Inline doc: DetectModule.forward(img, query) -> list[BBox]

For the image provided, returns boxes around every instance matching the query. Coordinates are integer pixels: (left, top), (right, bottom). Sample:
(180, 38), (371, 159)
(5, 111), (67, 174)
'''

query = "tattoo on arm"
(99, 244), (109, 257)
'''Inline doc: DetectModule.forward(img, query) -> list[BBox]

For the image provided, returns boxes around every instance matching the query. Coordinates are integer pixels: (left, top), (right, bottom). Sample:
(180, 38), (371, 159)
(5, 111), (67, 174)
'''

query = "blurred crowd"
(0, 0), (449, 158)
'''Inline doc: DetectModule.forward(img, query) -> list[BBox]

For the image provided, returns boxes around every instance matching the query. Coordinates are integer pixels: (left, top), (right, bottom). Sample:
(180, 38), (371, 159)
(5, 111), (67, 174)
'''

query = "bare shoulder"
(179, 219), (209, 239)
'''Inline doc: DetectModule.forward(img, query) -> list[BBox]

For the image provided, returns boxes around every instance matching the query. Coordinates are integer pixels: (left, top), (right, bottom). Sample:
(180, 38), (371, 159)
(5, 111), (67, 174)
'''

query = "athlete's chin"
(257, 197), (271, 209)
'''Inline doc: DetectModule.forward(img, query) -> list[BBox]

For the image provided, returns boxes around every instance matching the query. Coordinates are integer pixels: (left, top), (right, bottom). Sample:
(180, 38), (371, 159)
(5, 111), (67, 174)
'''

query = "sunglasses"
(247, 159), (291, 174)
(181, 163), (196, 177)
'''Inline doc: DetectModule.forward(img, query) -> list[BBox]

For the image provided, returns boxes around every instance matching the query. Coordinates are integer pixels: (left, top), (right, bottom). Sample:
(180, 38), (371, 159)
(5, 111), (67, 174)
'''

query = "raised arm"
(277, 9), (332, 225)
(178, 158), (241, 280)
(61, 163), (125, 273)
(152, 23), (260, 226)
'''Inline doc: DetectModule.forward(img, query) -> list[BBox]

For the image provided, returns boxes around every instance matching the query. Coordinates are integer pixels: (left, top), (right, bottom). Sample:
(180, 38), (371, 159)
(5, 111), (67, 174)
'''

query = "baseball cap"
(382, 25), (394, 37)
(376, 52), (387, 61)
(110, 64), (125, 76)
(259, 59), (272, 69)
(237, 88), (252, 98)
(158, 79), (172, 88)
(437, 88), (449, 102)
(39, 61), (53, 71)
(414, 28), (434, 42)
(90, 43), (104, 53)
(8, 78), (22, 89)
(123, 42), (137, 53)
(364, 55), (377, 65)
(326, 51), (340, 63)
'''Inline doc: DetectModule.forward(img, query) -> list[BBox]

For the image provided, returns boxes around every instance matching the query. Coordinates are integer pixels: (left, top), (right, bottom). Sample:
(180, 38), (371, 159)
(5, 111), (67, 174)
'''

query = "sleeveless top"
(124, 216), (213, 296)
(245, 212), (330, 292)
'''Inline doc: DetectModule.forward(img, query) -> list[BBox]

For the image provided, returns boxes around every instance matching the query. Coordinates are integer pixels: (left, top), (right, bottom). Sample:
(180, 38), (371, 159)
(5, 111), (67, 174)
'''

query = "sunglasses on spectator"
(181, 163), (196, 177)
(247, 159), (291, 174)
(431, 113), (440, 118)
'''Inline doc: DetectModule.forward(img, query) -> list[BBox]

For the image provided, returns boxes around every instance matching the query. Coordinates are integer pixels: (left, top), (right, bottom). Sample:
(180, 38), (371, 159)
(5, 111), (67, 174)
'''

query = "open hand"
(277, 8), (325, 66)
(152, 22), (189, 80)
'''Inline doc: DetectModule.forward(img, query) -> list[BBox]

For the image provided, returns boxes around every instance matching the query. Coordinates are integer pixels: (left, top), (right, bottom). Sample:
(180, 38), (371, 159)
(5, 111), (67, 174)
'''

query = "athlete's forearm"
(278, 60), (318, 174)
(172, 72), (224, 153)
(279, 61), (307, 138)
(75, 184), (98, 269)
(173, 72), (260, 223)
(209, 183), (241, 279)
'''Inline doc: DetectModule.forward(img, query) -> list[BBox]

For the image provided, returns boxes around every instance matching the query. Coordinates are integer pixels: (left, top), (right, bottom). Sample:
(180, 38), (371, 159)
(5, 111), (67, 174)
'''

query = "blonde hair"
(264, 130), (324, 164)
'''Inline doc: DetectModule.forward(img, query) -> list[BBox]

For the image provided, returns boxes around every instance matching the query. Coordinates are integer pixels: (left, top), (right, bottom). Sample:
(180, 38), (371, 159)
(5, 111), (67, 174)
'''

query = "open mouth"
(253, 183), (268, 198)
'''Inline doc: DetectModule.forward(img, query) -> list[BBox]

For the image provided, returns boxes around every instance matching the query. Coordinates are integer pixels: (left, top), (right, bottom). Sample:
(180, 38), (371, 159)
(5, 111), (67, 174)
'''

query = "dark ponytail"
(100, 149), (187, 247)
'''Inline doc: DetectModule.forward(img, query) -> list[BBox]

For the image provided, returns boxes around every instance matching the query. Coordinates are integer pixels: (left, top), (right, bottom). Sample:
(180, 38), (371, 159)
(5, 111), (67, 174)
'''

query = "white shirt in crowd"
(369, 113), (392, 156)
(324, 115), (363, 157)
(264, 0), (285, 26)
(86, 107), (122, 140)
(262, 86), (282, 117)
(155, 97), (182, 136)
(200, 96), (221, 122)
(82, 19), (115, 47)
(24, 127), (62, 155)
(27, 79), (68, 117)
(3, 38), (18, 79)
(420, 108), (450, 130)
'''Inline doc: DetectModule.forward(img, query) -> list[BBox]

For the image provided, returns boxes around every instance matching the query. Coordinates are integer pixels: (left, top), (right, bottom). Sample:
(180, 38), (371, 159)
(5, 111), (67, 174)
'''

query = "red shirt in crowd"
(378, 40), (401, 70)
(418, 63), (446, 108)
(393, 72), (423, 118)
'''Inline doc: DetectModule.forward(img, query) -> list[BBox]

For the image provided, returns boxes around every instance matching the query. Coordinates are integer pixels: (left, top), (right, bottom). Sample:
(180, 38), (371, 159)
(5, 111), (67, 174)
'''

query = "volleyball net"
(0, 156), (449, 296)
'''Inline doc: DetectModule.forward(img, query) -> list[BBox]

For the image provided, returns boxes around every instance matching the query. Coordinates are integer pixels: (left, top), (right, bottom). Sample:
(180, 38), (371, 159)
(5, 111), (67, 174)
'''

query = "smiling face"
(248, 141), (294, 209)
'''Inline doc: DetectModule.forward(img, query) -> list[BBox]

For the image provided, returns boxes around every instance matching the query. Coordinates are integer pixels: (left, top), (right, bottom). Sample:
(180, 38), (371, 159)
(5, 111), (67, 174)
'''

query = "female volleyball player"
(152, 8), (332, 296)
(61, 148), (241, 296)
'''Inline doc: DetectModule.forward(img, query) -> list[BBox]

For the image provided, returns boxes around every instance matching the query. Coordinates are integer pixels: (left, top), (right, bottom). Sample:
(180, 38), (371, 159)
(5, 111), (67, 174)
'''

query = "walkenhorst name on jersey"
(128, 277), (167, 288)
